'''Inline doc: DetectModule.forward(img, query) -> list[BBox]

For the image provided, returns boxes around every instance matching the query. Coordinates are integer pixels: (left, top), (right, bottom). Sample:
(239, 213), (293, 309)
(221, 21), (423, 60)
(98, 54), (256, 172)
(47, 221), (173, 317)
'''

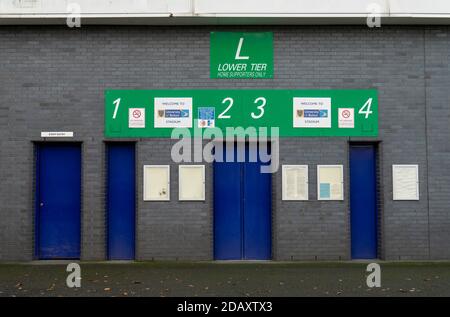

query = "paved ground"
(0, 261), (449, 297)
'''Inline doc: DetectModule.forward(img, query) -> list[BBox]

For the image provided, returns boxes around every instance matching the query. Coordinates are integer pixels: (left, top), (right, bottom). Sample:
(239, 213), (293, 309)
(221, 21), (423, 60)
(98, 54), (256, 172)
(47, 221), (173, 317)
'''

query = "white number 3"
(358, 98), (373, 119)
(251, 97), (266, 119)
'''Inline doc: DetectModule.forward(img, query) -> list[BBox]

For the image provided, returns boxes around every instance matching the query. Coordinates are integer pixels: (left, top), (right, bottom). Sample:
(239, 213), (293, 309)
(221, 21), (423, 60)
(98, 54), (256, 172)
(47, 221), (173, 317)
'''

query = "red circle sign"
(342, 110), (351, 118)
(133, 109), (141, 118)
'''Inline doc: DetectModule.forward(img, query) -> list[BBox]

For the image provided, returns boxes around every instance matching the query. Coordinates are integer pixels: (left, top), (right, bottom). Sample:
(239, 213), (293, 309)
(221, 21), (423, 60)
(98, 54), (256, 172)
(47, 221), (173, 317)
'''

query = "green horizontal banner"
(105, 90), (378, 138)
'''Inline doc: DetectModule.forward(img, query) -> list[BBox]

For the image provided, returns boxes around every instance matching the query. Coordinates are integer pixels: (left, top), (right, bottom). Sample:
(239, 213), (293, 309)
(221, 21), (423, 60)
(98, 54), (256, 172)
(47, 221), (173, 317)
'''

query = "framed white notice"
(317, 165), (344, 200)
(282, 165), (308, 200)
(393, 165), (419, 200)
(143, 165), (170, 201)
(179, 165), (205, 201)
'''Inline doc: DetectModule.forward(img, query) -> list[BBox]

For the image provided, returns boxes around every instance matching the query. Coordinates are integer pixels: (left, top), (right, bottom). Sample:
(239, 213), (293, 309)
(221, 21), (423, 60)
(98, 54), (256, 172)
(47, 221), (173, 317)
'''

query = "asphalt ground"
(0, 261), (449, 297)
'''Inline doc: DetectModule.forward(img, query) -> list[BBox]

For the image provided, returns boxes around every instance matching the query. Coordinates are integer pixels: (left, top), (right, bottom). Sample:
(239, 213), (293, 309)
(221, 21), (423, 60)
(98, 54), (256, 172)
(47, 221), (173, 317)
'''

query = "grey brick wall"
(136, 139), (213, 260)
(0, 25), (449, 261)
(425, 28), (450, 260)
(274, 138), (349, 260)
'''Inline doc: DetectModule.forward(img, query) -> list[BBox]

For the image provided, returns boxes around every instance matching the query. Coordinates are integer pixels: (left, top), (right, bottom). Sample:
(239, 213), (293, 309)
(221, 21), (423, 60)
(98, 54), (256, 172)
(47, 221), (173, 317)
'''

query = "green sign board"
(105, 89), (378, 138)
(210, 32), (274, 79)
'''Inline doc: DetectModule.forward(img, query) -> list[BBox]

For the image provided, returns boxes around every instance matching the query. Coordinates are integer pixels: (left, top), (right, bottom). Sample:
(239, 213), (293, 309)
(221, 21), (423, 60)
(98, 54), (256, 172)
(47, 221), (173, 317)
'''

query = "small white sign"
(393, 165), (419, 200)
(338, 108), (354, 128)
(128, 108), (146, 128)
(293, 97), (331, 128)
(282, 165), (309, 201)
(41, 132), (74, 138)
(154, 97), (193, 128)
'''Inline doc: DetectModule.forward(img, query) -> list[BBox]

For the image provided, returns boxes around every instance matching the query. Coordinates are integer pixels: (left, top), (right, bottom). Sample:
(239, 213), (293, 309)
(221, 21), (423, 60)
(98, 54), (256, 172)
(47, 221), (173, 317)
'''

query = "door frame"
(33, 141), (83, 260)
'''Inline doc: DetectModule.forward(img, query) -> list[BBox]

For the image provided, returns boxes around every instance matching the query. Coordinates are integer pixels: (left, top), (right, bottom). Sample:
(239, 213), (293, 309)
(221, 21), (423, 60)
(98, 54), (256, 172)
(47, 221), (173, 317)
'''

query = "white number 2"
(251, 97), (266, 119)
(218, 97), (233, 119)
(112, 98), (121, 119)
(358, 98), (373, 119)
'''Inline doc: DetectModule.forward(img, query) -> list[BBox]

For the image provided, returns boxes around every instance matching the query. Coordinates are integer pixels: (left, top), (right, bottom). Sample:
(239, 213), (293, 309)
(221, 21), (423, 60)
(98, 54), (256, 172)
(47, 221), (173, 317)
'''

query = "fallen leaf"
(47, 283), (55, 291)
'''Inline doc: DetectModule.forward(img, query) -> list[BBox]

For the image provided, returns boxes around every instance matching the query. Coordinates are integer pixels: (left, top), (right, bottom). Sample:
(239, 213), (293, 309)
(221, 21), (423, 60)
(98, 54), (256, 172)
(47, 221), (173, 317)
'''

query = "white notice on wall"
(317, 165), (344, 200)
(179, 165), (205, 201)
(393, 165), (419, 200)
(282, 165), (308, 200)
(293, 97), (331, 128)
(128, 108), (146, 128)
(154, 97), (193, 128)
(143, 165), (170, 201)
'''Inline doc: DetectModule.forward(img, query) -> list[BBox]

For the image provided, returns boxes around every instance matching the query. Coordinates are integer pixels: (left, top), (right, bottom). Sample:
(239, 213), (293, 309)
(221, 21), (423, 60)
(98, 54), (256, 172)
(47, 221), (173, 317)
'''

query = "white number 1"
(112, 98), (121, 119)
(358, 98), (373, 119)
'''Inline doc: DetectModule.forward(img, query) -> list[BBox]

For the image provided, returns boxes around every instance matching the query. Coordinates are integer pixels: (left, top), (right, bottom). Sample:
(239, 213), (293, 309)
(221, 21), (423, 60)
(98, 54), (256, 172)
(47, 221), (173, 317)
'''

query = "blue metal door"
(36, 143), (81, 259)
(214, 143), (272, 260)
(243, 143), (272, 260)
(350, 144), (378, 259)
(214, 143), (242, 260)
(107, 143), (136, 260)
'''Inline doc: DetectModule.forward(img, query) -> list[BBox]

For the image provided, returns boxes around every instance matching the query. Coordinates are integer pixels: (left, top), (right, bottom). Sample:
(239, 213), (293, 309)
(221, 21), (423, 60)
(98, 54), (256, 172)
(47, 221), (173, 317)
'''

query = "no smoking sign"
(133, 109), (142, 119)
(338, 108), (354, 128)
(129, 108), (146, 128)
(342, 109), (351, 118)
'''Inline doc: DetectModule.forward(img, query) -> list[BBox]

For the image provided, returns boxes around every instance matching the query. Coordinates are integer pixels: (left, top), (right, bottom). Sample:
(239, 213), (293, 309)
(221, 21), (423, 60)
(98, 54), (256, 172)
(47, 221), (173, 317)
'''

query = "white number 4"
(358, 98), (373, 119)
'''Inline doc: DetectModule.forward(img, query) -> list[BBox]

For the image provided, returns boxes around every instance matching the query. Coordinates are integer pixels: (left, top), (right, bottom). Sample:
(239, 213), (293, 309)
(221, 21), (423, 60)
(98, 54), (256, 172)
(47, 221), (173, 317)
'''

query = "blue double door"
(350, 144), (378, 259)
(214, 143), (272, 260)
